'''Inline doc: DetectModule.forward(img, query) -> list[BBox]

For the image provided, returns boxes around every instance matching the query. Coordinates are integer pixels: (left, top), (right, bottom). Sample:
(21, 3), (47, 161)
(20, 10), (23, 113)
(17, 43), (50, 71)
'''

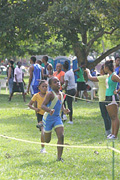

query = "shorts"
(43, 116), (64, 133)
(36, 114), (43, 123)
(105, 95), (119, 106)
(30, 85), (39, 95)
(77, 82), (86, 91)
(12, 82), (24, 93)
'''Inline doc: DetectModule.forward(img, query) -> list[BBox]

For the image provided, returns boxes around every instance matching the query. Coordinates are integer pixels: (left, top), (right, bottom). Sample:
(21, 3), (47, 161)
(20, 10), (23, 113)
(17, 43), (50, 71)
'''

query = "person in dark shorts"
(28, 80), (48, 153)
(104, 60), (120, 139)
(9, 61), (25, 102)
(74, 62), (88, 101)
(63, 61), (76, 124)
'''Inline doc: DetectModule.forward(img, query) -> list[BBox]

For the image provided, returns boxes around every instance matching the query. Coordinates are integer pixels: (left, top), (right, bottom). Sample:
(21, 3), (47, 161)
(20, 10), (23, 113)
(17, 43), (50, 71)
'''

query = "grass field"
(0, 87), (120, 180)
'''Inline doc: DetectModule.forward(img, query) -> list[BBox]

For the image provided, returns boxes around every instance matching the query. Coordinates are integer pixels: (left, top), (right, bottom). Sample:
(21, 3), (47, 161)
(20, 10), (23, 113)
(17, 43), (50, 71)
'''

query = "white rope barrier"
(0, 134), (120, 154)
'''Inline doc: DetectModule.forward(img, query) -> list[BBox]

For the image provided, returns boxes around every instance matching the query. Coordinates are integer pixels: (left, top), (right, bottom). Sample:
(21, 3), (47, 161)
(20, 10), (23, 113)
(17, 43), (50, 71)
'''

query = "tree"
(41, 0), (120, 67)
(0, 0), (120, 68)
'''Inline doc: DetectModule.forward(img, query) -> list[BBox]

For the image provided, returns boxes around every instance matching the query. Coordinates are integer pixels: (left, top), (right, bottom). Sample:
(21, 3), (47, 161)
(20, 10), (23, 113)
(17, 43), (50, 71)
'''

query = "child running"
(28, 80), (48, 153)
(41, 77), (70, 161)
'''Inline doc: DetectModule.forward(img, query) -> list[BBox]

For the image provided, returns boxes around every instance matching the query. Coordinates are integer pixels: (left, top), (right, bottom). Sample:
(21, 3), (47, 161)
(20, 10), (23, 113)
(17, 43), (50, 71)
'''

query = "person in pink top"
(9, 61), (25, 102)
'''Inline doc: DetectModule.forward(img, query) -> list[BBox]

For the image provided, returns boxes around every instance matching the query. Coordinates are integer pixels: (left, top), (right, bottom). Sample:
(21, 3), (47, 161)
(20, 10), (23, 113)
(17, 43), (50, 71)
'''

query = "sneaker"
(40, 148), (47, 153)
(67, 121), (73, 124)
(57, 158), (64, 162)
(107, 134), (117, 140)
(63, 114), (67, 120)
(107, 134), (112, 139)
(36, 123), (43, 131)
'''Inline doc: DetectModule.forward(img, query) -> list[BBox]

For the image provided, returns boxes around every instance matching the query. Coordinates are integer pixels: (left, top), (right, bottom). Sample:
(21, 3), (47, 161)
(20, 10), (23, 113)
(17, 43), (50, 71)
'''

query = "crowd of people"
(6, 55), (120, 161)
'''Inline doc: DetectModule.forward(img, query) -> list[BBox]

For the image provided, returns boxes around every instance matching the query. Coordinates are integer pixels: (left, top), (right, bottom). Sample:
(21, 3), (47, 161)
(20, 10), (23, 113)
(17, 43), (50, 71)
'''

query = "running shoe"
(67, 121), (73, 124)
(57, 158), (64, 162)
(107, 134), (117, 140)
(36, 123), (43, 131)
(40, 148), (47, 153)
(62, 114), (67, 120)
(107, 134), (112, 139)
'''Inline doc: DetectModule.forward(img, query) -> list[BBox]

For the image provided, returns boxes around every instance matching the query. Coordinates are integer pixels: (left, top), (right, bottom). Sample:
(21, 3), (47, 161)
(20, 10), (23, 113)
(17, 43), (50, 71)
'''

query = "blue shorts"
(30, 85), (39, 95)
(43, 116), (63, 133)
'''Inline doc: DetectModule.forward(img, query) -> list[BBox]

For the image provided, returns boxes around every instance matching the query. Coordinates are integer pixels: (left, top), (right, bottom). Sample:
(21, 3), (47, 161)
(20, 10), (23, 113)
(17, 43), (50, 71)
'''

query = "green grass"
(0, 90), (120, 180)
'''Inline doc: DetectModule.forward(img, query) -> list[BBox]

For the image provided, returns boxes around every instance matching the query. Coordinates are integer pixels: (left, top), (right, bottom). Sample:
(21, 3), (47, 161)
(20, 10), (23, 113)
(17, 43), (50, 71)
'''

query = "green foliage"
(0, 0), (120, 66)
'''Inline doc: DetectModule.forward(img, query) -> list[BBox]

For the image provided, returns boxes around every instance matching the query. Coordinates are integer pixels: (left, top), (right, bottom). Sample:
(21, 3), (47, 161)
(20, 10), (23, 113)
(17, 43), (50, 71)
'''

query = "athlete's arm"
(28, 100), (40, 112)
(27, 66), (34, 93)
(85, 68), (98, 82)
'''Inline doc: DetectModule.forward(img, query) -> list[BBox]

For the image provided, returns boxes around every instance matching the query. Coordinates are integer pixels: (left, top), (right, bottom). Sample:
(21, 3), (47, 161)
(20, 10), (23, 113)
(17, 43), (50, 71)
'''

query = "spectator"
(42, 56), (53, 80)
(7, 59), (14, 98)
(104, 60), (120, 139)
(114, 56), (120, 90)
(85, 65), (111, 136)
(74, 62), (88, 102)
(63, 61), (76, 124)
(53, 63), (67, 120)
(27, 56), (42, 96)
(9, 61), (25, 102)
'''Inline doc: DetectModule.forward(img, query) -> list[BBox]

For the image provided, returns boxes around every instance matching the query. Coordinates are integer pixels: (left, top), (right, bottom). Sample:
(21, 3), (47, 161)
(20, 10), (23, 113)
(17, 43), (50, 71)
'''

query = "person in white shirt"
(9, 61), (25, 102)
(63, 61), (76, 124)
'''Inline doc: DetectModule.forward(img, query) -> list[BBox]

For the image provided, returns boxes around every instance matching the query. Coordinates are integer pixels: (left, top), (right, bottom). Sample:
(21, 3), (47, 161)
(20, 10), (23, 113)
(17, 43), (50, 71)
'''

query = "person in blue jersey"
(104, 60), (120, 139)
(27, 56), (43, 96)
(41, 77), (70, 161)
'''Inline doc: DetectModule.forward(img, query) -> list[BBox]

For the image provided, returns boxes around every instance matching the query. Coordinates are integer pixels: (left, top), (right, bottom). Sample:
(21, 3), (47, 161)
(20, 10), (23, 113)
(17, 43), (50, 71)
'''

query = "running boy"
(28, 80), (48, 153)
(41, 77), (70, 161)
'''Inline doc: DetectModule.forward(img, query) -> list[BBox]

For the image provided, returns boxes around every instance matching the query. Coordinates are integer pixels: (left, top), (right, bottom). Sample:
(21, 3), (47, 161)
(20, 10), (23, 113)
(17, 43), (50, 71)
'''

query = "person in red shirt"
(53, 63), (67, 120)
(53, 63), (65, 91)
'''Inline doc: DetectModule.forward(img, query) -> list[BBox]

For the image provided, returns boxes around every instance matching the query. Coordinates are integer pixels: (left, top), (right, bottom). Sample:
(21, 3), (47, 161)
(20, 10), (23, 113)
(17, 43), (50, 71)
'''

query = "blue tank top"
(43, 91), (64, 120)
(31, 64), (42, 86)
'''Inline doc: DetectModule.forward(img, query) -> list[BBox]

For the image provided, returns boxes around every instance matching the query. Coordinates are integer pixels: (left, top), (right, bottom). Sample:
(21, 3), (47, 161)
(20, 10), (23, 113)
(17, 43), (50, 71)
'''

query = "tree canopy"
(0, 0), (120, 67)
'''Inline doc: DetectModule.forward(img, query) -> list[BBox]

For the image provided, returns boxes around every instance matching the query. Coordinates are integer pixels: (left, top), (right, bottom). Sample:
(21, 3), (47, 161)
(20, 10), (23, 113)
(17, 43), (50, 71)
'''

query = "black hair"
(105, 60), (114, 72)
(63, 61), (69, 70)
(17, 61), (21, 65)
(43, 55), (48, 62)
(115, 56), (120, 61)
(38, 80), (47, 87)
(48, 76), (59, 86)
(37, 59), (42, 65)
(9, 59), (14, 65)
(31, 56), (36, 63)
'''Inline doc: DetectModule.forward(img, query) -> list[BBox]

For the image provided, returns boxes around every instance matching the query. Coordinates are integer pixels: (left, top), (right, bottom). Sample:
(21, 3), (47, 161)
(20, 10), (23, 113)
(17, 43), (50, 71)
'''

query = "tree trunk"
(72, 42), (87, 66)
